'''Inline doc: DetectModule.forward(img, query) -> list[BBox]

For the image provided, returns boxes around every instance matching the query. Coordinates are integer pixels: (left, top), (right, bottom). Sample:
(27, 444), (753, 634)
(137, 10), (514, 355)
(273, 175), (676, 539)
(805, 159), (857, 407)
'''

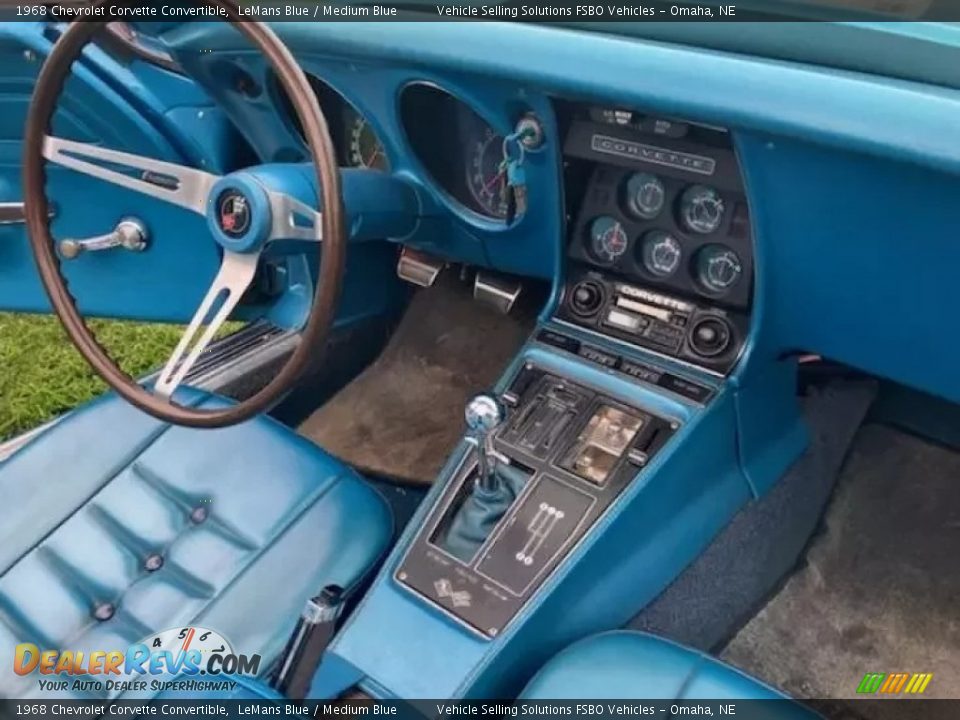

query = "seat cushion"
(522, 631), (819, 717)
(0, 388), (392, 699)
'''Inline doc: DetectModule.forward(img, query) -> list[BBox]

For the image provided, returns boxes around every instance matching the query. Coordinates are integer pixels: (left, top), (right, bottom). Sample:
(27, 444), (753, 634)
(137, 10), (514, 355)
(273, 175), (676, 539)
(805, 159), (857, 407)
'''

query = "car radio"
(557, 266), (747, 374)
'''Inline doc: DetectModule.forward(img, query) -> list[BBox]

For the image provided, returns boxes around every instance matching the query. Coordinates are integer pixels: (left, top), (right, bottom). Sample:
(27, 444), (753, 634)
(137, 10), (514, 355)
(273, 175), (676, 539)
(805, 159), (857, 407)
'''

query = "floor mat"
(299, 274), (535, 484)
(721, 425), (960, 713)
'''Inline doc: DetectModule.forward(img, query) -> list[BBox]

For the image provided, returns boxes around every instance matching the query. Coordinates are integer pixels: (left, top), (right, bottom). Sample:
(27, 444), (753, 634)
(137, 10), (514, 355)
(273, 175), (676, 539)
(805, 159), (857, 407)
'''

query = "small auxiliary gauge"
(639, 230), (683, 278)
(696, 244), (743, 294)
(588, 216), (629, 264)
(679, 185), (725, 235)
(625, 173), (666, 220)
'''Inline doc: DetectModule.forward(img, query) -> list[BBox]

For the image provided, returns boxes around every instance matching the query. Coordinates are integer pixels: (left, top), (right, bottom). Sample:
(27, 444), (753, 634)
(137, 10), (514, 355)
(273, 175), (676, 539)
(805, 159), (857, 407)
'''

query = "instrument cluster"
(399, 82), (513, 221)
(557, 106), (754, 373)
(277, 72), (389, 171)
(563, 109), (753, 311)
(571, 165), (752, 309)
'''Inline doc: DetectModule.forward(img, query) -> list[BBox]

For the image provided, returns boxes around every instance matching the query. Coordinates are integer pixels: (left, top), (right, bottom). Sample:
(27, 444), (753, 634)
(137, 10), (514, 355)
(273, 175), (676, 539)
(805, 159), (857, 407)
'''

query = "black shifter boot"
(441, 464), (528, 563)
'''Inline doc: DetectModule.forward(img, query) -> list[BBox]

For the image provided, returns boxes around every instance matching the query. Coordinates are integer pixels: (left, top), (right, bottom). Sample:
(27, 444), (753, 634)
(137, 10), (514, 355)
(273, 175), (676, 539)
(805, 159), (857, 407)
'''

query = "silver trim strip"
(552, 318), (728, 380)
(43, 136), (219, 215)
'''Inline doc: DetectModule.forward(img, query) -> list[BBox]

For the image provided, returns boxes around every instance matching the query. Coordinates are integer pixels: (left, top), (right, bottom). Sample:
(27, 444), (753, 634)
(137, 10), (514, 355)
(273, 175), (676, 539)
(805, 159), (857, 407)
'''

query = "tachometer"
(466, 126), (508, 219)
(347, 113), (388, 171)
(588, 217), (629, 265)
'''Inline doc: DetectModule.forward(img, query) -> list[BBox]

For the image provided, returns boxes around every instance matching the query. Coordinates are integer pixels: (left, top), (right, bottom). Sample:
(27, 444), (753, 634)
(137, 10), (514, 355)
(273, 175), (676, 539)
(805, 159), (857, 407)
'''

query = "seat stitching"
(129, 461), (259, 551)
(0, 422), (174, 579)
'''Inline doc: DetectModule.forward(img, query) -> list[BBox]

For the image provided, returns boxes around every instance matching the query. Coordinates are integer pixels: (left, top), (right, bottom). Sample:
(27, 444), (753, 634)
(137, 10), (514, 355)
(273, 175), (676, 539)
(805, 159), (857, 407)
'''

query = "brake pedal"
(397, 246), (444, 287)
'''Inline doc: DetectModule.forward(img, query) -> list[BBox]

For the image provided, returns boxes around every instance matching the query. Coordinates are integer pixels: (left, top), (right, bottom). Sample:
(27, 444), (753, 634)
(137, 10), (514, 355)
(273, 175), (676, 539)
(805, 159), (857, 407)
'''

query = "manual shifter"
(465, 393), (507, 492)
(439, 392), (530, 563)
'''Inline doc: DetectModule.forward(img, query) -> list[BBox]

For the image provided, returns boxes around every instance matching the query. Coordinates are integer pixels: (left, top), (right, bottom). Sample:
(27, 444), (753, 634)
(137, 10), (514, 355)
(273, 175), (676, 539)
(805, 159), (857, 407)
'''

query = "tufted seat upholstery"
(0, 389), (392, 699)
(522, 632), (820, 718)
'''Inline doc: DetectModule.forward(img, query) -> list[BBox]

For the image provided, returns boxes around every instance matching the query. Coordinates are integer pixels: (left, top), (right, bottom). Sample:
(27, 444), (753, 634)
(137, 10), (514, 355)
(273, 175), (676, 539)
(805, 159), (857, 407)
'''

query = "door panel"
(0, 23), (237, 322)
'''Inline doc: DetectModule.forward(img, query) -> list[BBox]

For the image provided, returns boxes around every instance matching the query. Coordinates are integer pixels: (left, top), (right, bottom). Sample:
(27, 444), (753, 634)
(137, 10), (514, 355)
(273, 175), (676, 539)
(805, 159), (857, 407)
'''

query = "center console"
(396, 366), (676, 637)
(556, 104), (754, 374)
(394, 102), (748, 641)
(328, 100), (764, 701)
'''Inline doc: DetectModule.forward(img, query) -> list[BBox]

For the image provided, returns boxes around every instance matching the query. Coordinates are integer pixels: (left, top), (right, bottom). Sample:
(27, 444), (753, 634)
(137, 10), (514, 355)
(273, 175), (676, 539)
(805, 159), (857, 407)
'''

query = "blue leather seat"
(0, 389), (392, 699)
(522, 632), (819, 718)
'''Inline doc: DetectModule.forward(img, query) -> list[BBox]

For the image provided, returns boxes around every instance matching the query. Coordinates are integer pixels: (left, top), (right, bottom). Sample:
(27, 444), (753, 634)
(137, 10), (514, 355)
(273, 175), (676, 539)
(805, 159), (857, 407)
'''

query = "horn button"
(206, 173), (272, 253)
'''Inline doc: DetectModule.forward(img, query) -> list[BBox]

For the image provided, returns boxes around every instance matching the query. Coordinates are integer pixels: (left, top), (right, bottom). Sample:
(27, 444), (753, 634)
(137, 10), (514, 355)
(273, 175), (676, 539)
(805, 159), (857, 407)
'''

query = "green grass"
(0, 313), (186, 441)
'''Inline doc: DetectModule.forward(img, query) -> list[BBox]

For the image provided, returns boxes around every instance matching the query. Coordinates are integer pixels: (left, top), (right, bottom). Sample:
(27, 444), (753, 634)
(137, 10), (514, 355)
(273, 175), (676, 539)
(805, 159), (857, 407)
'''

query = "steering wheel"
(22, 4), (345, 428)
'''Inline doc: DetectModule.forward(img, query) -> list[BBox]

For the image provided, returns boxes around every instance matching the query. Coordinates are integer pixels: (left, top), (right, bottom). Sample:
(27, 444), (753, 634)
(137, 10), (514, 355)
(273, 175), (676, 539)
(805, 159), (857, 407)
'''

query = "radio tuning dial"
(569, 280), (606, 317)
(688, 316), (733, 357)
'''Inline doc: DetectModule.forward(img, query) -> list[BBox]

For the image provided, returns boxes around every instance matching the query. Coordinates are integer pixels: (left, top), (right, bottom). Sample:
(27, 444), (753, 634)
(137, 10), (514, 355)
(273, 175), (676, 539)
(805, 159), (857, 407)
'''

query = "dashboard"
(168, 20), (960, 406)
(266, 59), (754, 375)
(275, 73), (526, 221)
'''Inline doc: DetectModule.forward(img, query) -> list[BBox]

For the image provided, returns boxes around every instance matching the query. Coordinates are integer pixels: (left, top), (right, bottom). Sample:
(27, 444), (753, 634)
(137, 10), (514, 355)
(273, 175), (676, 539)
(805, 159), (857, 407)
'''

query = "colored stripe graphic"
(857, 673), (885, 694)
(857, 672), (933, 694)
(905, 674), (933, 694)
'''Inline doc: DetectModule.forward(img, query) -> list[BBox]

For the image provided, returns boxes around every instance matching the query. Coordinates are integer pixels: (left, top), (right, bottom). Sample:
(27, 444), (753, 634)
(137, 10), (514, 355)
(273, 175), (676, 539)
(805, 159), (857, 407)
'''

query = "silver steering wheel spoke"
(43, 135), (219, 215)
(154, 250), (260, 399)
(266, 189), (323, 242)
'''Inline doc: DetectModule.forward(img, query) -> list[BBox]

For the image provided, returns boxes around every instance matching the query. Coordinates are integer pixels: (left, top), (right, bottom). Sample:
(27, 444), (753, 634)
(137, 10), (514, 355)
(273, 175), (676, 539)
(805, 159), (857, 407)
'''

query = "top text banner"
(0, 0), (955, 22)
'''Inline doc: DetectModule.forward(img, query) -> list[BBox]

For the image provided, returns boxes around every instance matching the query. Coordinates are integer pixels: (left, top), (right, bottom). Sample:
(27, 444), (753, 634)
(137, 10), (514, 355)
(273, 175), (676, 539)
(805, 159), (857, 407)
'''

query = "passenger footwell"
(299, 273), (534, 485)
(721, 425), (960, 714)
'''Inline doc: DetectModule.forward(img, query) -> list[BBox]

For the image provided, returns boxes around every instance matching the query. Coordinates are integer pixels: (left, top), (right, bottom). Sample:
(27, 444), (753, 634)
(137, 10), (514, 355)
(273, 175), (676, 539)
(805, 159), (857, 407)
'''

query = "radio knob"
(688, 316), (733, 357)
(569, 280), (605, 317)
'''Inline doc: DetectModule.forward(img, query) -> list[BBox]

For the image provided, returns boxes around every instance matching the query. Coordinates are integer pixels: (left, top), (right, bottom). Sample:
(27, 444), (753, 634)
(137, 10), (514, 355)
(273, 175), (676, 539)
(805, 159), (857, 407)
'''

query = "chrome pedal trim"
(397, 246), (444, 287)
(474, 270), (522, 314)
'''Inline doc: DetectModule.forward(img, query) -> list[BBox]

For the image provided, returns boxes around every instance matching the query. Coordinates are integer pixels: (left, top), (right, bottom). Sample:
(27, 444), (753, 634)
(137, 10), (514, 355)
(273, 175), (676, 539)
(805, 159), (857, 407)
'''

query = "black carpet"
(721, 424), (960, 715)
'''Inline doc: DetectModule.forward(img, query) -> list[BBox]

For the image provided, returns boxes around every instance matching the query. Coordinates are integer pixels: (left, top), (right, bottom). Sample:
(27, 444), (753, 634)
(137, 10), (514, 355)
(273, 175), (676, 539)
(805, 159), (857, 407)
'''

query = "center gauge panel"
(557, 104), (755, 374)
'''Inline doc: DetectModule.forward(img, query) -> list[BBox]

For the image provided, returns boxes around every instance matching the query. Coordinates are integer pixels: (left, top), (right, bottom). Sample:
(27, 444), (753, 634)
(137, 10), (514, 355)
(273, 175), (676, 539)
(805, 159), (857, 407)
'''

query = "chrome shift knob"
(465, 393), (507, 490)
(465, 393), (506, 434)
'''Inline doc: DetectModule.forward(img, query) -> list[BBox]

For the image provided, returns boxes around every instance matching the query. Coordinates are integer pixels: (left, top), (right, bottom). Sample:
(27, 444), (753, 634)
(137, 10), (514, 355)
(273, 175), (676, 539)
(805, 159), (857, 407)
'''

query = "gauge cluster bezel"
(563, 115), (753, 311)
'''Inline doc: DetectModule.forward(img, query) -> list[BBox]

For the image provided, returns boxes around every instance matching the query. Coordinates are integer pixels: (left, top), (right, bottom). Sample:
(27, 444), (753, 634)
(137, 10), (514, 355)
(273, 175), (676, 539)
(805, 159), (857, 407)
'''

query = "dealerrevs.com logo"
(13, 626), (261, 694)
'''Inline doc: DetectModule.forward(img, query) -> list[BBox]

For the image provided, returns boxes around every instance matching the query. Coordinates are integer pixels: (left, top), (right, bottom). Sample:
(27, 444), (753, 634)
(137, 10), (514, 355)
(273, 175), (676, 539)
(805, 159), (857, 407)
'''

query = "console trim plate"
(394, 366), (679, 638)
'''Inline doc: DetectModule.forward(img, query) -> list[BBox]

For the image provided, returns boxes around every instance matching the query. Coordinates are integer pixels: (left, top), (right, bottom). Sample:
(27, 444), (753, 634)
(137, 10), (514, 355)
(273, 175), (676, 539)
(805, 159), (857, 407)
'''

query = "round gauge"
(625, 173), (666, 219)
(466, 126), (508, 218)
(639, 230), (683, 278)
(588, 216), (629, 264)
(679, 185), (725, 235)
(347, 114), (388, 171)
(696, 244), (743, 294)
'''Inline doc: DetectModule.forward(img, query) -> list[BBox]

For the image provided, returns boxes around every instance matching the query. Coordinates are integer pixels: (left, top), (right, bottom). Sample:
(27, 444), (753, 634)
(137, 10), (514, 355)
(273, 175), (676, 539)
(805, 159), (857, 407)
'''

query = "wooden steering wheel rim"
(22, 4), (346, 428)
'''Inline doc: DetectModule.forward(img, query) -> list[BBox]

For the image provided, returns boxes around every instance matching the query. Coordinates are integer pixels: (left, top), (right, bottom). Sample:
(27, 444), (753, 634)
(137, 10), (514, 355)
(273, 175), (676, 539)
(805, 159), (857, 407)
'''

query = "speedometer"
(466, 126), (508, 219)
(346, 112), (388, 171)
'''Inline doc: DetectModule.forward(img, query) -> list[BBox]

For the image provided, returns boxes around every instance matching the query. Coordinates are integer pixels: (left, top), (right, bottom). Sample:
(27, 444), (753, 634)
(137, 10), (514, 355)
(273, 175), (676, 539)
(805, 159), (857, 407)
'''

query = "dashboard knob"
(569, 280), (606, 317)
(688, 316), (733, 358)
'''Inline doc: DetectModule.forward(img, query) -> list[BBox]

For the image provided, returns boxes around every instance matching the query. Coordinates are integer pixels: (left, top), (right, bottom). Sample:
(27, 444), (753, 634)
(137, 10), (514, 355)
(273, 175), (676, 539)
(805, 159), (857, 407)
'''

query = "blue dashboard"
(160, 20), (960, 406)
